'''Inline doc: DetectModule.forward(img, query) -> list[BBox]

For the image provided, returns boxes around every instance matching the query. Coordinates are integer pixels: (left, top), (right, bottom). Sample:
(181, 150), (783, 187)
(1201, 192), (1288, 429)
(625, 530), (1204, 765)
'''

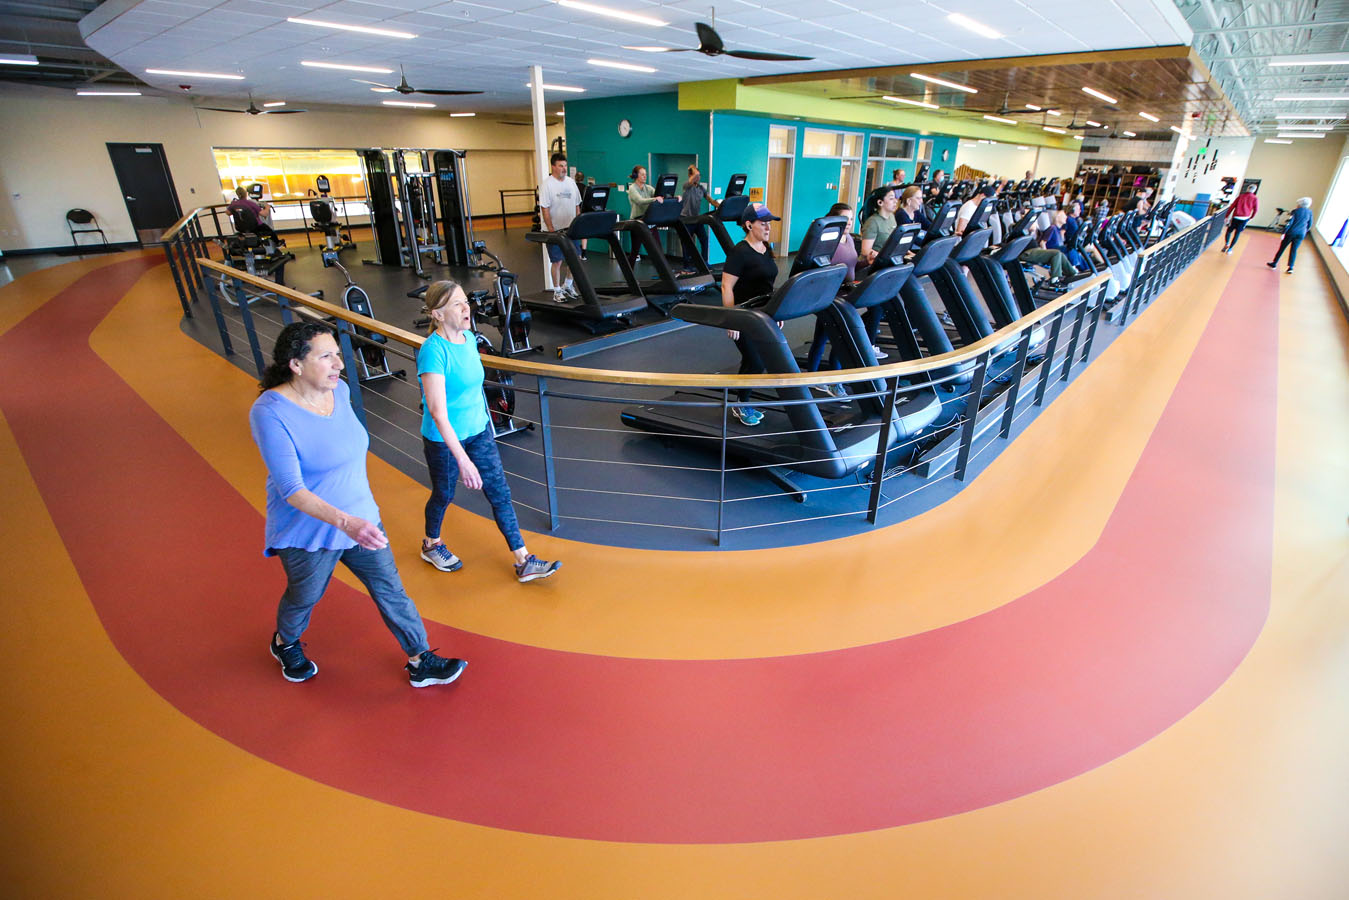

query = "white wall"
(954, 141), (1080, 180)
(1244, 134), (1347, 230)
(1171, 136), (1255, 203)
(0, 83), (564, 251)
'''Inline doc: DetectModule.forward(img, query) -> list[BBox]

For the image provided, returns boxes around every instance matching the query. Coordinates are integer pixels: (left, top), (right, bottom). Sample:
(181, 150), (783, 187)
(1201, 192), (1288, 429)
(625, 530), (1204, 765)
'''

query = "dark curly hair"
(258, 321), (335, 392)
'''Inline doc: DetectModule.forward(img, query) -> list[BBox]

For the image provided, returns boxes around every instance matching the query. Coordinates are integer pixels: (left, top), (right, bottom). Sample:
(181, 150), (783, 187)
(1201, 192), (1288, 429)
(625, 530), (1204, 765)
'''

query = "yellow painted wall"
(1243, 134), (1347, 224)
(0, 84), (564, 250)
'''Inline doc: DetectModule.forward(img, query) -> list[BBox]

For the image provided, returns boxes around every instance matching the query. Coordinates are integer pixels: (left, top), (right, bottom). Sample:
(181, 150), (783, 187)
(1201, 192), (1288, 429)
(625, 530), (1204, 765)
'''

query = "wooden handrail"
(1138, 210), (1220, 258)
(197, 257), (1110, 388)
(164, 203), (232, 241)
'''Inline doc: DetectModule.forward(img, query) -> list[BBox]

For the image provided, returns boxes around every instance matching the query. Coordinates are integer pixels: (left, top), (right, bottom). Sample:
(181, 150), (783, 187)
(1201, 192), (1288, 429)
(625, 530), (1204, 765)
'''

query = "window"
(212, 147), (369, 223)
(769, 125), (794, 156)
(862, 132), (919, 195)
(917, 139), (933, 163)
(842, 133), (863, 158)
(803, 128), (842, 157)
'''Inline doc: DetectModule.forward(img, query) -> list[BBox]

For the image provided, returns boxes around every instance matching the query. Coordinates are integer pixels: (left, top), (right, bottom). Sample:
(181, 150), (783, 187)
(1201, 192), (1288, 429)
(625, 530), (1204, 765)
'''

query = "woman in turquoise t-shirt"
(418, 281), (560, 583)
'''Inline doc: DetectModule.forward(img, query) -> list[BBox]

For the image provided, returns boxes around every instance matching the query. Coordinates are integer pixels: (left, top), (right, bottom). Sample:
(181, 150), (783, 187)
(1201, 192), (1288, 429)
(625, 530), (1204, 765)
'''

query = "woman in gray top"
(680, 165), (719, 266)
(627, 165), (656, 264)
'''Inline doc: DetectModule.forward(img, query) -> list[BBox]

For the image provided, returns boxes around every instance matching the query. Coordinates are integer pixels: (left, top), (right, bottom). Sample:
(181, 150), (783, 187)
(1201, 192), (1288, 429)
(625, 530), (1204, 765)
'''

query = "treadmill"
(522, 210), (647, 331)
(966, 208), (1038, 325)
(620, 216), (940, 499)
(686, 173), (748, 272)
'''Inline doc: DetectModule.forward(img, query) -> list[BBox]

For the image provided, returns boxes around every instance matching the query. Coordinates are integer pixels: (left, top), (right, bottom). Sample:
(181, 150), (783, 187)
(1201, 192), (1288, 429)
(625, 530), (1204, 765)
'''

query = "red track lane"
(0, 253), (1276, 843)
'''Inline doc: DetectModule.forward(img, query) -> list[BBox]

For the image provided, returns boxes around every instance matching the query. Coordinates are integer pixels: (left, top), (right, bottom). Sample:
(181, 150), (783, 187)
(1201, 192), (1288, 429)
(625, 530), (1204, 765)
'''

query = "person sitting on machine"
(896, 185), (934, 234)
(1021, 210), (1079, 284)
(540, 150), (582, 303)
(228, 186), (279, 242)
(720, 203), (782, 426)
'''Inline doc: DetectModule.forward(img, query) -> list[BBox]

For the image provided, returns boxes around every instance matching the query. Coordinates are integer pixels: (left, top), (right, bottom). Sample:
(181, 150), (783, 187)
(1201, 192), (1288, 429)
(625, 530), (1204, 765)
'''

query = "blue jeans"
(275, 535), (429, 656)
(423, 431), (524, 551)
(1272, 232), (1304, 268)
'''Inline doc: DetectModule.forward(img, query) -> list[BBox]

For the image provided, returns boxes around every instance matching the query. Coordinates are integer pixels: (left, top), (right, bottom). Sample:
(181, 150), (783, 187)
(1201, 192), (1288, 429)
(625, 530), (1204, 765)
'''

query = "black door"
(107, 143), (182, 244)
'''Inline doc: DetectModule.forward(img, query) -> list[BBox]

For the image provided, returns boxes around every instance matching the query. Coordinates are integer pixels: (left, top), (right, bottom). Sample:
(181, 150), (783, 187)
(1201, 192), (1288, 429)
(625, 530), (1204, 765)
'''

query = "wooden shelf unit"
(1076, 166), (1164, 212)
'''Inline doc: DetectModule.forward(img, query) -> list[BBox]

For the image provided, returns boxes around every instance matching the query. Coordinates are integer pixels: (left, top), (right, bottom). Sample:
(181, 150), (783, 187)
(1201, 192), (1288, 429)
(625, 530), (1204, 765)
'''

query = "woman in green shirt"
(860, 187), (900, 265)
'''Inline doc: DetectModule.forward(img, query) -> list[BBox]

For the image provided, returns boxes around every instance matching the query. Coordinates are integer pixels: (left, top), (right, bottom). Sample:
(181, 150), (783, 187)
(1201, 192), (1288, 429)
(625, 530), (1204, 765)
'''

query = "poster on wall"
(749, 186), (764, 202)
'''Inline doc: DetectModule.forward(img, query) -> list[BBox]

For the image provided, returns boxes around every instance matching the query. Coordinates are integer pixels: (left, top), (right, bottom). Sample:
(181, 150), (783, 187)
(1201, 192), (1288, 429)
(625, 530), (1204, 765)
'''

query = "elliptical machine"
(466, 239), (540, 357)
(308, 175), (356, 255)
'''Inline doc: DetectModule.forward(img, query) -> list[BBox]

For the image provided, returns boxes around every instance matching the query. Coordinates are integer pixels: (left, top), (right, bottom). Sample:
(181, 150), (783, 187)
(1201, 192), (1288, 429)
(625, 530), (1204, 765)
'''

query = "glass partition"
(211, 147), (370, 224)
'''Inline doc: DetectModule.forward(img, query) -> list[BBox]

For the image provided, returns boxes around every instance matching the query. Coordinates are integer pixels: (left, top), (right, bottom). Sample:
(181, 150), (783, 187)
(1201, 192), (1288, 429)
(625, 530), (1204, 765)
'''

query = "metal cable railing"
(160, 204), (1225, 546)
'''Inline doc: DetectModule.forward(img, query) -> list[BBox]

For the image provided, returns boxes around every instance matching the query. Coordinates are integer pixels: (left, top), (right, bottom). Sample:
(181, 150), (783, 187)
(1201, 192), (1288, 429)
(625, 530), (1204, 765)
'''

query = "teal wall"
(562, 92), (711, 220)
(711, 113), (960, 250)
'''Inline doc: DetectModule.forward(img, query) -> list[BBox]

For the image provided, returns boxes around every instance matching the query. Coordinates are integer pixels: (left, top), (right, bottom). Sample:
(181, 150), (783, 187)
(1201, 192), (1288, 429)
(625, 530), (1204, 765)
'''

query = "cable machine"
(358, 148), (475, 276)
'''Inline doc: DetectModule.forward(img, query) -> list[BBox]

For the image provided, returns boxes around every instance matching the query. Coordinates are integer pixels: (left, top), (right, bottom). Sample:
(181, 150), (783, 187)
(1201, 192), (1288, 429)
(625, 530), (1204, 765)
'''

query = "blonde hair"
(422, 279), (465, 333)
(899, 185), (922, 205)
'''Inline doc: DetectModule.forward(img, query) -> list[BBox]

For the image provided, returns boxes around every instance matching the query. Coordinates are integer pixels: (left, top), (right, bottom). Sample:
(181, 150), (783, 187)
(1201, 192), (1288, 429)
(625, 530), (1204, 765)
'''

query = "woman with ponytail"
(249, 321), (468, 688)
(417, 281), (560, 583)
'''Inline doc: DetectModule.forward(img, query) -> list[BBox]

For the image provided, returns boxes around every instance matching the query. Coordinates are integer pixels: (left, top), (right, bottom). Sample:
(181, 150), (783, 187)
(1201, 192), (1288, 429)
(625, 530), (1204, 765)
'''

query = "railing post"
(231, 277), (267, 375)
(1080, 283), (1106, 362)
(999, 329), (1033, 439)
(203, 272), (234, 356)
(164, 242), (191, 317)
(953, 350), (989, 482)
(1033, 312), (1064, 407)
(1059, 298), (1089, 382)
(334, 321), (367, 427)
(537, 376), (560, 531)
(277, 292), (294, 325)
(717, 387), (729, 544)
(866, 375), (901, 523)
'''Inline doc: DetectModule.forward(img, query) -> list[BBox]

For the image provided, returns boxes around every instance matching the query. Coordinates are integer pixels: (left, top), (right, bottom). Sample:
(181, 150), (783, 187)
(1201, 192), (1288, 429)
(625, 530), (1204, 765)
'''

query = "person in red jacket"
(1222, 183), (1259, 253)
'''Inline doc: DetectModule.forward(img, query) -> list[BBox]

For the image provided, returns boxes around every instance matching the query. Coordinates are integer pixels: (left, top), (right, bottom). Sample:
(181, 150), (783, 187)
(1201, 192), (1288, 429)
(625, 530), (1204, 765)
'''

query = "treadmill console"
(873, 223), (920, 269)
(1007, 210), (1037, 240)
(718, 194), (750, 221)
(582, 184), (610, 211)
(914, 164), (930, 183)
(968, 196), (995, 231)
(724, 173), (748, 198)
(788, 215), (848, 276)
(315, 175), (331, 194)
(654, 173), (679, 198)
(931, 200), (962, 236)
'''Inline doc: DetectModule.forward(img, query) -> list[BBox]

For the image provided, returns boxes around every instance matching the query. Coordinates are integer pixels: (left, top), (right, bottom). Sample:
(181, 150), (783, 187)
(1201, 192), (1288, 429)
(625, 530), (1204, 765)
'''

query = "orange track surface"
(1, 234), (1346, 897)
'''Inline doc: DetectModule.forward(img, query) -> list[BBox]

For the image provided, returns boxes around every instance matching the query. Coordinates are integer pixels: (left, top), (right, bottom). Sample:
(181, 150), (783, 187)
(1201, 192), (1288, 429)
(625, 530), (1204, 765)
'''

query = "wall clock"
(618, 119), (632, 138)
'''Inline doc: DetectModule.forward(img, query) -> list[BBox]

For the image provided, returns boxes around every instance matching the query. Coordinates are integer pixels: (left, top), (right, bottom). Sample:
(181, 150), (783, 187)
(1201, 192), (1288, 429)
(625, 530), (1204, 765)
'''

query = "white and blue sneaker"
(731, 405), (764, 427)
(515, 554), (561, 583)
(421, 540), (463, 573)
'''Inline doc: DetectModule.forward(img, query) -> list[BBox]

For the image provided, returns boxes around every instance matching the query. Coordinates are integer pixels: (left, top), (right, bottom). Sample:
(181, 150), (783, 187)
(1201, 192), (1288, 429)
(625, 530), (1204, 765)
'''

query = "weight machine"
(358, 148), (476, 277)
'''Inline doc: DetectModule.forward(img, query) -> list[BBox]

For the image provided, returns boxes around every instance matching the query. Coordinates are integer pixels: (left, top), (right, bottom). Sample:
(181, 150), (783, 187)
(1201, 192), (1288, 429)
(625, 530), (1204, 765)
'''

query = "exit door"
(106, 143), (182, 244)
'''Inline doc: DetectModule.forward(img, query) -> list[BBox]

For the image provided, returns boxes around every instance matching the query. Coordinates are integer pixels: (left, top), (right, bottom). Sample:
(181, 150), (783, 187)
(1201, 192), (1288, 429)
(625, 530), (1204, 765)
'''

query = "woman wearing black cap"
(720, 202), (781, 427)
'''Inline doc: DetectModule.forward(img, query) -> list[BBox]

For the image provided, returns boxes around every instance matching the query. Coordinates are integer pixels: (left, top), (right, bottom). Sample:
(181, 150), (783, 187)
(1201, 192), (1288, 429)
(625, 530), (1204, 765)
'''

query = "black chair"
(66, 209), (109, 247)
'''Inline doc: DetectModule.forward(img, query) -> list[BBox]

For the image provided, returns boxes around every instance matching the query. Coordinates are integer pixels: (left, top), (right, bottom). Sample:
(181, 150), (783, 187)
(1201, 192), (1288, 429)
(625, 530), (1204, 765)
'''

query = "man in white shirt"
(539, 151), (582, 301)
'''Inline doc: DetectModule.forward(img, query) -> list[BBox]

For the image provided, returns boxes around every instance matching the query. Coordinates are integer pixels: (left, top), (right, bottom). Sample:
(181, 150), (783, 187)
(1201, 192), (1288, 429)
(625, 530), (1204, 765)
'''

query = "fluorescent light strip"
(1275, 113), (1343, 119)
(1122, 130), (1136, 136)
(1264, 139), (1294, 144)
(1273, 95), (1349, 101)
(1277, 132), (1326, 138)
(1275, 124), (1333, 130)
(1085, 120), (1101, 127)
(556, 0), (667, 26)
(449, 112), (475, 117)
(983, 114), (1016, 125)
(526, 82), (586, 93)
(77, 90), (141, 96)
(146, 67), (243, 79)
(910, 72), (977, 94)
(1169, 125), (1189, 135)
(286, 16), (416, 39)
(0, 54), (39, 66)
(1043, 125), (1067, 134)
(1017, 145), (1029, 150)
(1269, 53), (1349, 66)
(623, 45), (673, 52)
(883, 95), (938, 109)
(1082, 86), (1117, 104)
(1024, 103), (1041, 110)
(262, 101), (286, 107)
(557, 110), (565, 116)
(1138, 111), (1159, 122)
(587, 58), (656, 73)
(370, 87), (395, 93)
(1073, 135), (1084, 140)
(1046, 109), (1062, 116)
(947, 12), (1001, 39)
(302, 60), (393, 74)
(383, 100), (434, 108)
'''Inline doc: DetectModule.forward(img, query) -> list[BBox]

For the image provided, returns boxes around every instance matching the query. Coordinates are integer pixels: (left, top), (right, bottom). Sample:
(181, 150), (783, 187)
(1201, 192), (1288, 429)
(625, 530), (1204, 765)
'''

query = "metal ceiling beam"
(1192, 19), (1349, 35)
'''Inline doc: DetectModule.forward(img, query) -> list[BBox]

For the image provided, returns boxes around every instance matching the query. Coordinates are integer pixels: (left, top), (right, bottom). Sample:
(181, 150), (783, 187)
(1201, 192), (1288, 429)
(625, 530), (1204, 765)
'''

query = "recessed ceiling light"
(0, 53), (39, 66)
(1273, 95), (1349, 101)
(1073, 134), (1084, 140)
(883, 95), (939, 109)
(1269, 53), (1349, 66)
(1138, 111), (1159, 122)
(302, 61), (394, 74)
(286, 16), (416, 39)
(1025, 103), (1041, 110)
(1169, 125), (1187, 135)
(947, 13), (1001, 39)
(1016, 145), (1029, 150)
(383, 99), (434, 108)
(1122, 130), (1136, 136)
(1043, 126), (1067, 134)
(146, 67), (243, 79)
(1046, 109), (1062, 116)
(622, 46), (673, 52)
(526, 82), (586, 93)
(556, 0), (667, 26)
(449, 112), (475, 117)
(910, 72), (977, 94)
(370, 87), (395, 93)
(587, 58), (657, 73)
(1082, 86), (1117, 104)
(983, 114), (1016, 125)
(1085, 120), (1101, 127)
(1277, 132), (1326, 138)
(77, 90), (141, 96)
(262, 101), (286, 107)
(1263, 139), (1294, 144)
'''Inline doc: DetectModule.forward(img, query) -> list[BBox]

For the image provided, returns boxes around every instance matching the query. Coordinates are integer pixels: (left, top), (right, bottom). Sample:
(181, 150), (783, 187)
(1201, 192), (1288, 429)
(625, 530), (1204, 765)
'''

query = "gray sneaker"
(421, 541), (463, 572)
(515, 554), (561, 583)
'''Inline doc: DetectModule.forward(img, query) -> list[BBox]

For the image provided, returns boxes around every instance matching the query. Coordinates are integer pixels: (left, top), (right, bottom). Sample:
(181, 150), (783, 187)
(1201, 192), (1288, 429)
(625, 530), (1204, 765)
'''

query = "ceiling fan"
(626, 21), (813, 61)
(196, 97), (306, 115)
(354, 64), (483, 96)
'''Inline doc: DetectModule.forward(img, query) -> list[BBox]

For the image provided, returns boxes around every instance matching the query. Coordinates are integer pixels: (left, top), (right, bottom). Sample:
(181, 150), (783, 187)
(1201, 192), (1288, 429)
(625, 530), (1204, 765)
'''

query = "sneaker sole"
(517, 562), (562, 584)
(410, 660), (467, 688)
(420, 549), (463, 572)
(270, 645), (318, 683)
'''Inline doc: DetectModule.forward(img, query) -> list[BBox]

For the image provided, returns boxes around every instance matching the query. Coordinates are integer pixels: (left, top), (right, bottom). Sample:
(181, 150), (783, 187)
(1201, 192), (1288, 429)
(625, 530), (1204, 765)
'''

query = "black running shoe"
(270, 633), (317, 683)
(406, 649), (467, 688)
